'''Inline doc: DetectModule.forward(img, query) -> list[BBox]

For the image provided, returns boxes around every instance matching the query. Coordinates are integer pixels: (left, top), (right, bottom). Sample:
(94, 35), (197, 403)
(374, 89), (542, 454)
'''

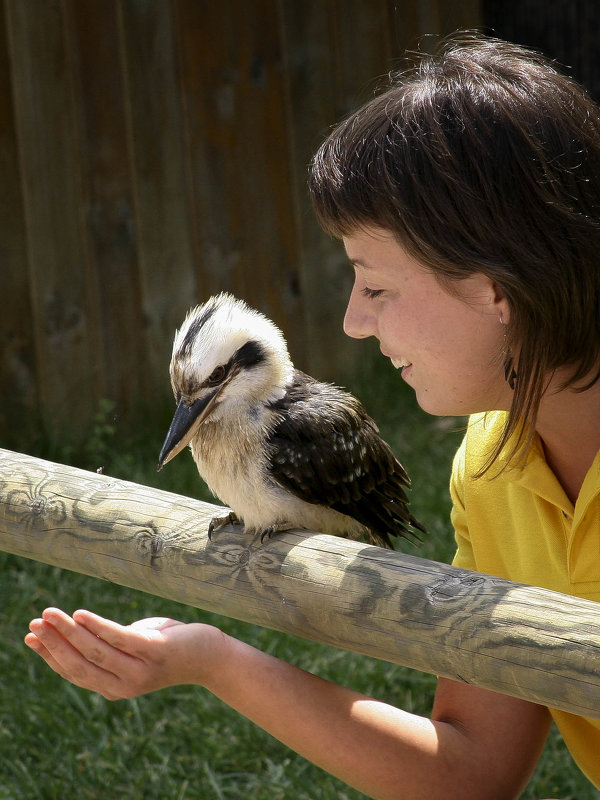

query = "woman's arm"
(25, 608), (551, 800)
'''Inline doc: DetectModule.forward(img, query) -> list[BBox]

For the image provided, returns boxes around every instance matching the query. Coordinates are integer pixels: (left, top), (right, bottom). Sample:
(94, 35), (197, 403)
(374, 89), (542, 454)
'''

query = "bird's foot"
(259, 522), (293, 543)
(208, 511), (241, 540)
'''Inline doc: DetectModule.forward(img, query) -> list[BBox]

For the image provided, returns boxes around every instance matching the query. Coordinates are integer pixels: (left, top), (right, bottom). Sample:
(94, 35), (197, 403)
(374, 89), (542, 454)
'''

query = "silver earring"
(500, 313), (517, 390)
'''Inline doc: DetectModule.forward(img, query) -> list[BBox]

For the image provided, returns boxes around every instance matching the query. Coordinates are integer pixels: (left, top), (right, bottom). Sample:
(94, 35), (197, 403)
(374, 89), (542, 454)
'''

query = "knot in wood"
(29, 497), (46, 515)
(15, 489), (66, 527)
(150, 536), (164, 557)
(135, 528), (164, 564)
(237, 549), (250, 566)
(427, 574), (485, 604)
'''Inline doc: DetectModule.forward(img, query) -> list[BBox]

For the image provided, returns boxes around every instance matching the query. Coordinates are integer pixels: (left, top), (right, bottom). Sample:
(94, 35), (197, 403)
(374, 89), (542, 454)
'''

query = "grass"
(1, 352), (598, 799)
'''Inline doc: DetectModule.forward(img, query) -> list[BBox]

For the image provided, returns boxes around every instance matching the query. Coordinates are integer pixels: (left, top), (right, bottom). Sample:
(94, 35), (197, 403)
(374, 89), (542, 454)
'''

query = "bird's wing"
(266, 372), (424, 546)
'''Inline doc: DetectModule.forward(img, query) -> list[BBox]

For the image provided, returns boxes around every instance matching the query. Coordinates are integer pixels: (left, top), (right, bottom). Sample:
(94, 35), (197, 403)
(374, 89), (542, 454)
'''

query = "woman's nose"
(343, 286), (375, 340)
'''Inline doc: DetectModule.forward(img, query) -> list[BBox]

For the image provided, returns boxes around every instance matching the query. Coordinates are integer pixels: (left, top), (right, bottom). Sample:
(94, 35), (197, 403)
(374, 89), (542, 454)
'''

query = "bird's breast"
(187, 408), (367, 537)
(189, 410), (279, 516)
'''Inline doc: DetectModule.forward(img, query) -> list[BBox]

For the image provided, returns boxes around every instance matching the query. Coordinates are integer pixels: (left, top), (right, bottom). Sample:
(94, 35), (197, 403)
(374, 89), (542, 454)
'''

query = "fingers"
(25, 608), (141, 700)
(71, 608), (137, 651)
(24, 623), (86, 686)
(25, 621), (122, 699)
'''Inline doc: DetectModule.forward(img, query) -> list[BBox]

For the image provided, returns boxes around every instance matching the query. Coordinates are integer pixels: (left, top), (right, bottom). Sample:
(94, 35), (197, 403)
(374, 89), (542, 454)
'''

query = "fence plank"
(5, 0), (97, 428)
(279, 1), (405, 379)
(0, 0), (37, 436)
(1, 446), (599, 719)
(117, 0), (197, 387)
(67, 0), (147, 407)
(173, 0), (305, 362)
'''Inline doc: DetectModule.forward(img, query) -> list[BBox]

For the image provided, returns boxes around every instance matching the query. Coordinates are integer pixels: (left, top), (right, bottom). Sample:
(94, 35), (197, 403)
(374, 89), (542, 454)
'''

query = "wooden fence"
(2, 447), (599, 718)
(0, 0), (481, 440)
(6, 1), (598, 445)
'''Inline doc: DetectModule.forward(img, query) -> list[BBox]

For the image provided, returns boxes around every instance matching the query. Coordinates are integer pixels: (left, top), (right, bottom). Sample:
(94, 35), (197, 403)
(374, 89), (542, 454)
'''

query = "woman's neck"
(535, 377), (600, 504)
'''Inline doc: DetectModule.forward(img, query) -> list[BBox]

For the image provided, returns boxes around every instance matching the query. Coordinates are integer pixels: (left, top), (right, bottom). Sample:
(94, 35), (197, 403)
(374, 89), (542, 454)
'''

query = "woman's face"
(342, 227), (513, 417)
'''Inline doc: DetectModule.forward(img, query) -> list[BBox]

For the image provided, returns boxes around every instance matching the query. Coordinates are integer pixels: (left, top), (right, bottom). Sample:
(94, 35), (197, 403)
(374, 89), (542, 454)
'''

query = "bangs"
(309, 105), (405, 239)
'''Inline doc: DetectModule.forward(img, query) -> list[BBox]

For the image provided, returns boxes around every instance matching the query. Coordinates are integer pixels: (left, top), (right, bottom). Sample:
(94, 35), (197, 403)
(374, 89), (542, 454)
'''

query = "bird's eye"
(207, 365), (227, 385)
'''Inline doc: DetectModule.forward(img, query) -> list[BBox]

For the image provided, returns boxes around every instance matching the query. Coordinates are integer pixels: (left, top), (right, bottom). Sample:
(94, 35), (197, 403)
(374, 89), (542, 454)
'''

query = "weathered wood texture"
(1, 447), (599, 719)
(0, 0), (481, 440)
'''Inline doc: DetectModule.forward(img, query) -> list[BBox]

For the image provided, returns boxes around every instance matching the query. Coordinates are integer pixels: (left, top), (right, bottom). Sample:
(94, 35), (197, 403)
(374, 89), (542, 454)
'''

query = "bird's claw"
(260, 526), (276, 543)
(208, 511), (240, 540)
(259, 522), (293, 543)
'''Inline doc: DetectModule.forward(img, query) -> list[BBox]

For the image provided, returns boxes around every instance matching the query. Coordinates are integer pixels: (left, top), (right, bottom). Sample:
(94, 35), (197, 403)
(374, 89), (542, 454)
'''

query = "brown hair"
(309, 33), (600, 470)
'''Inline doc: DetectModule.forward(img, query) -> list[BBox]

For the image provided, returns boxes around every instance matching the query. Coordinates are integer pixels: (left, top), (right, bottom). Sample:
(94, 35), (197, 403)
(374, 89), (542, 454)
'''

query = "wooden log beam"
(1, 447), (599, 718)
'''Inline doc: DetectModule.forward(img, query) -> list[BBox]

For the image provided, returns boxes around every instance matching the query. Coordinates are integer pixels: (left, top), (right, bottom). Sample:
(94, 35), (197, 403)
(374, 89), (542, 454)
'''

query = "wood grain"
(1, 448), (599, 718)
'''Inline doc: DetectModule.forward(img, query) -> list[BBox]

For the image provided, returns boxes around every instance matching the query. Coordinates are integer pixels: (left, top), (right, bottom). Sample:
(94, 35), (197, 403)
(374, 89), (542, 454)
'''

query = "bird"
(157, 292), (425, 548)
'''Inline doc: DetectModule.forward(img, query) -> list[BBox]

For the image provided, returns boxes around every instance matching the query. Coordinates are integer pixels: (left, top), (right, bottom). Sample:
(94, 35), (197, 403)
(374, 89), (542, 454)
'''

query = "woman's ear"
(491, 281), (510, 323)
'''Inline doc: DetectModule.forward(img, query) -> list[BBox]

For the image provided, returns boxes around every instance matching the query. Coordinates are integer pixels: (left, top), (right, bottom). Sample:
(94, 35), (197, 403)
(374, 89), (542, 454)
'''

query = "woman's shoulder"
(465, 411), (507, 444)
(455, 411), (509, 477)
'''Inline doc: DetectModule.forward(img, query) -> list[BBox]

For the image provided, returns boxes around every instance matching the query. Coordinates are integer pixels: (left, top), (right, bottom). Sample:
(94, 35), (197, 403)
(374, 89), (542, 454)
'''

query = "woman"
(25, 35), (600, 798)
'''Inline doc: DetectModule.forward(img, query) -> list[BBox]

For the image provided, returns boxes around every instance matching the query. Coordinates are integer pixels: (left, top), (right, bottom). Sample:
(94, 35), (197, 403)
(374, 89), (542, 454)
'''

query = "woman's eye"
(207, 365), (227, 385)
(361, 287), (385, 299)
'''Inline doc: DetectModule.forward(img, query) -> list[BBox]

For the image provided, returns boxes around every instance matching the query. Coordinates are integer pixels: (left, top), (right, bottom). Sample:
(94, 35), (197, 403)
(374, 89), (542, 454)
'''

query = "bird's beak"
(157, 387), (222, 471)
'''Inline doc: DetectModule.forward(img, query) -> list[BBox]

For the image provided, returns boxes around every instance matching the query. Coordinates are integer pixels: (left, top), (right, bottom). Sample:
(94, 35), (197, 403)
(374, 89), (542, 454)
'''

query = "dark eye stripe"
(234, 340), (265, 369)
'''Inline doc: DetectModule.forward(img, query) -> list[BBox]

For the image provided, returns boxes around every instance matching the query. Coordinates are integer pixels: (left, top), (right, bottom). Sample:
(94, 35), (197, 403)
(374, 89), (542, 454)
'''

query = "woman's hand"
(25, 607), (229, 700)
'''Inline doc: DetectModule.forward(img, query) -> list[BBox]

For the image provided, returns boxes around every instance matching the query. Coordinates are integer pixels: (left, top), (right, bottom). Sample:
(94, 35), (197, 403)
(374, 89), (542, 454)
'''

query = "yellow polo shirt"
(450, 411), (600, 788)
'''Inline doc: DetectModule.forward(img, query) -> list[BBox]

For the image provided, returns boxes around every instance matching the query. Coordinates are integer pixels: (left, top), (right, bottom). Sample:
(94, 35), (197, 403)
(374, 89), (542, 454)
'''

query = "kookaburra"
(157, 293), (425, 548)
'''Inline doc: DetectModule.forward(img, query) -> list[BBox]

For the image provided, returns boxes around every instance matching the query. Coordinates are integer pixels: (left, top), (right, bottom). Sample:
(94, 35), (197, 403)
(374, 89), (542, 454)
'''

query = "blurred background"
(3, 0), (600, 451)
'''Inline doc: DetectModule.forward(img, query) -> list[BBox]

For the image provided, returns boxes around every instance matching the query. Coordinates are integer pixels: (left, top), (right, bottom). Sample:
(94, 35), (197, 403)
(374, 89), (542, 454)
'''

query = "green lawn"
(1, 357), (597, 799)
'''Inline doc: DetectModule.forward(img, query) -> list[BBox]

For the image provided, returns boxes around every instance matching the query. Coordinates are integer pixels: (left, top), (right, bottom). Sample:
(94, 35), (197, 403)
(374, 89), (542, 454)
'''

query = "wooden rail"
(1, 447), (599, 718)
